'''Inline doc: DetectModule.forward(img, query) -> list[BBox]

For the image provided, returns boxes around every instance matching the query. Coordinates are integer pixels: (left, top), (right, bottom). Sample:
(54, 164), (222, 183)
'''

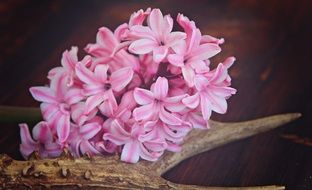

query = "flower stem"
(0, 106), (42, 124)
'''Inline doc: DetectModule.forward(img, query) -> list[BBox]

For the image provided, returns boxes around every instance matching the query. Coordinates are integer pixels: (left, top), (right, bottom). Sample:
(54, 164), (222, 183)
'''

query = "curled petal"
(159, 107), (182, 125)
(40, 103), (58, 121)
(32, 121), (53, 143)
(189, 43), (221, 62)
(133, 103), (155, 121)
(207, 92), (228, 114)
(152, 46), (168, 63)
(129, 39), (157, 54)
(75, 63), (97, 84)
(200, 93), (212, 120)
(85, 93), (105, 114)
(94, 64), (109, 83)
(167, 54), (184, 67)
(194, 74), (209, 91)
(148, 9), (163, 39)
(139, 143), (162, 161)
(80, 122), (101, 140)
(121, 141), (140, 163)
(19, 123), (37, 158)
(182, 93), (200, 109)
(133, 88), (154, 105)
(30, 87), (57, 103)
(56, 114), (70, 143)
(80, 140), (101, 156)
(110, 67), (134, 92)
(153, 77), (168, 100)
(182, 65), (195, 87)
(96, 27), (118, 48)
(65, 88), (85, 105)
(61, 46), (78, 71)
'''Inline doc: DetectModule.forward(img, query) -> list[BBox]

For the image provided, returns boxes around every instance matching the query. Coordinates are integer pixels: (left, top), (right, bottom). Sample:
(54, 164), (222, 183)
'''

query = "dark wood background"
(0, 0), (311, 189)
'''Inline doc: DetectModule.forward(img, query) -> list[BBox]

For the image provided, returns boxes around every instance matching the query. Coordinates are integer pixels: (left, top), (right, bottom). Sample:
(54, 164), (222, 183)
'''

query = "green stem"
(0, 106), (42, 124)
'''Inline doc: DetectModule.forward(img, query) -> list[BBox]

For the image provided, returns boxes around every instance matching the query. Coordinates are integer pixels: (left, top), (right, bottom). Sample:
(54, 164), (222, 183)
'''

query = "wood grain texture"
(0, 0), (311, 189)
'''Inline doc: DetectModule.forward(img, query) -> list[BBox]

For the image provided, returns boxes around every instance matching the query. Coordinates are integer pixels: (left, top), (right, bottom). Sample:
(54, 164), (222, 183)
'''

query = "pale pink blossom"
(103, 120), (166, 163)
(167, 14), (222, 86)
(128, 9), (186, 63)
(182, 60), (237, 120)
(30, 73), (84, 143)
(133, 77), (186, 125)
(75, 63), (133, 114)
(19, 122), (62, 159)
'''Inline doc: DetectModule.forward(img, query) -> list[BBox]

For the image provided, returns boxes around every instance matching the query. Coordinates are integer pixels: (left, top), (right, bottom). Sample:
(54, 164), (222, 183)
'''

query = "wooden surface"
(0, 0), (311, 189)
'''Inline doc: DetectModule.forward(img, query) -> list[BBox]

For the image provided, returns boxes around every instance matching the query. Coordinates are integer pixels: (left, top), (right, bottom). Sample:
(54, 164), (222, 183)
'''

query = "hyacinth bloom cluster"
(19, 8), (236, 163)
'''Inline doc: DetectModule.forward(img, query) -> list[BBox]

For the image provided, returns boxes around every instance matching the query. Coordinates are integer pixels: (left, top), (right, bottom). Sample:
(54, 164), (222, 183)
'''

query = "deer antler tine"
(153, 113), (301, 175)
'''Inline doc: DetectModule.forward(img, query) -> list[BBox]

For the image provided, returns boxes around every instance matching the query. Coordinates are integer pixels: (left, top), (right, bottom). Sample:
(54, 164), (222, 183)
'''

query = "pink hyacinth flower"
(182, 61), (237, 120)
(68, 122), (102, 157)
(133, 77), (186, 125)
(167, 14), (221, 87)
(19, 122), (62, 159)
(103, 120), (167, 163)
(128, 8), (186, 63)
(75, 63), (133, 114)
(30, 73), (84, 143)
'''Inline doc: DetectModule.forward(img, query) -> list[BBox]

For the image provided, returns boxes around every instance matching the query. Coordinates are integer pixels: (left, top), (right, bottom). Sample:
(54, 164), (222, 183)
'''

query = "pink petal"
(94, 64), (109, 83)
(182, 65), (195, 87)
(159, 106), (182, 125)
(80, 122), (101, 140)
(165, 31), (186, 47)
(19, 123), (37, 145)
(129, 39), (157, 54)
(83, 84), (104, 96)
(148, 9), (163, 39)
(223, 56), (236, 69)
(129, 8), (150, 26)
(75, 63), (97, 84)
(144, 139), (167, 152)
(61, 46), (78, 71)
(65, 88), (84, 105)
(194, 74), (209, 91)
(200, 93), (212, 120)
(110, 67), (134, 92)
(96, 27), (118, 48)
(133, 88), (154, 105)
(85, 93), (105, 114)
(188, 112), (208, 129)
(118, 90), (137, 111)
(133, 103), (155, 121)
(189, 60), (210, 73)
(189, 43), (221, 61)
(207, 92), (227, 114)
(164, 95), (187, 112)
(139, 143), (162, 161)
(167, 54), (184, 67)
(162, 15), (173, 35)
(166, 142), (182, 152)
(29, 87), (57, 103)
(50, 72), (69, 99)
(40, 103), (58, 121)
(56, 114), (70, 143)
(45, 142), (62, 157)
(209, 63), (228, 84)
(32, 122), (53, 143)
(182, 93), (200, 109)
(121, 141), (140, 163)
(99, 91), (118, 117)
(128, 25), (156, 40)
(152, 46), (168, 63)
(80, 140), (101, 156)
(153, 77), (168, 100)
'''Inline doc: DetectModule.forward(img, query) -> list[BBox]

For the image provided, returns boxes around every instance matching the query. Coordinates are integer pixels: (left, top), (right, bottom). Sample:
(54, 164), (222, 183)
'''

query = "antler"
(0, 111), (300, 189)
